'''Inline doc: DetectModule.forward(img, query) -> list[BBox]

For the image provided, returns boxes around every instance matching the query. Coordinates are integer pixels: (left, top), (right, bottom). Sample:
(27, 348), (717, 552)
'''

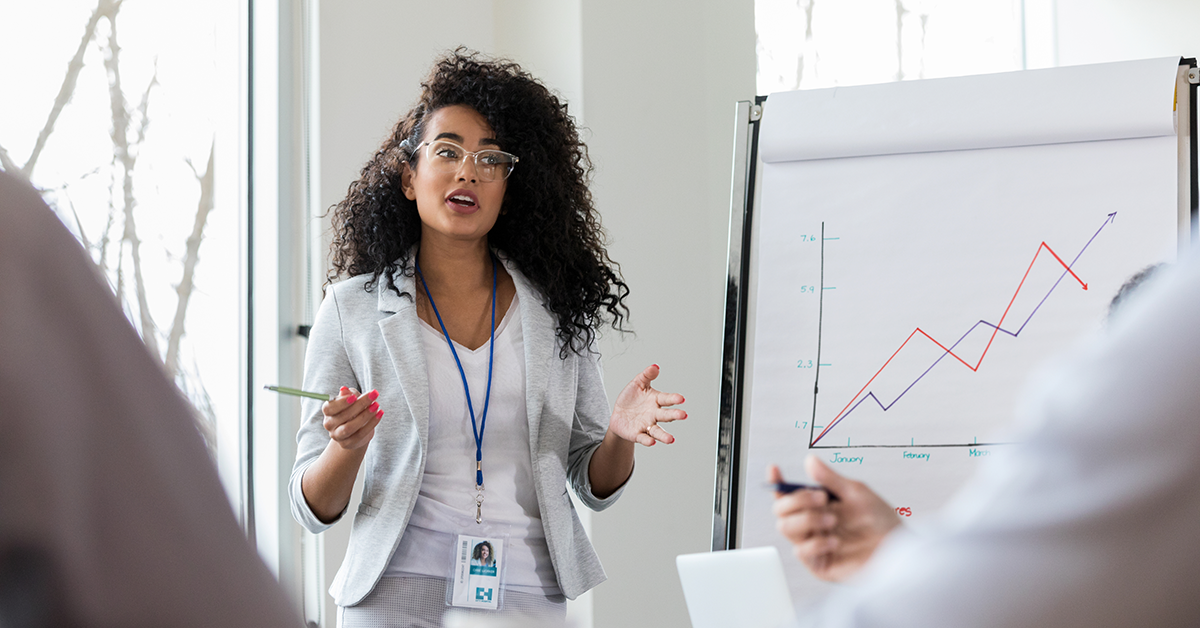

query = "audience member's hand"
(769, 455), (902, 582)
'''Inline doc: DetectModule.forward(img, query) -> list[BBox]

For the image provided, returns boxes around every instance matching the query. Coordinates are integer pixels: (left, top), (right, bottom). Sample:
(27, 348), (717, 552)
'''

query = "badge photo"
(450, 534), (505, 610)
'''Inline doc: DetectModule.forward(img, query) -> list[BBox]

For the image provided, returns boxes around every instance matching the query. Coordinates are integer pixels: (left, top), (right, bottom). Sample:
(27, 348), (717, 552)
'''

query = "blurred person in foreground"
(0, 170), (300, 627)
(769, 259), (1200, 626)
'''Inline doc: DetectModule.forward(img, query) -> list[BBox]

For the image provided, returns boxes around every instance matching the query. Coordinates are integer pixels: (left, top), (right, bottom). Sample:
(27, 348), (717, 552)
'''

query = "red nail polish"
(652, 364), (660, 369)
(367, 390), (380, 401)
(368, 402), (379, 413)
(376, 410), (385, 418)
(346, 395), (358, 405)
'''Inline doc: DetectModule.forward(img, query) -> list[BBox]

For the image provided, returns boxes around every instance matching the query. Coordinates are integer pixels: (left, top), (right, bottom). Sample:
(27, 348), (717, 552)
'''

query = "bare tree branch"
(102, 3), (160, 359)
(98, 175), (118, 276)
(918, 13), (929, 80)
(63, 192), (93, 252)
(134, 62), (158, 147)
(23, 0), (116, 178)
(115, 234), (127, 313)
(795, 0), (815, 90)
(65, 168), (105, 256)
(165, 142), (215, 378)
(0, 143), (22, 175)
(178, 358), (218, 452)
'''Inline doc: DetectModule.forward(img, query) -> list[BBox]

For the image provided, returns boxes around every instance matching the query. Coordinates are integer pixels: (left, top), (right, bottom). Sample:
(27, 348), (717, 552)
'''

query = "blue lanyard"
(415, 255), (497, 490)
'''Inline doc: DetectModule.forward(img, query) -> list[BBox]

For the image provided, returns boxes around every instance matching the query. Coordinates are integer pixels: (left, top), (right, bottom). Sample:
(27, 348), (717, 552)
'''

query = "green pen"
(263, 385), (336, 401)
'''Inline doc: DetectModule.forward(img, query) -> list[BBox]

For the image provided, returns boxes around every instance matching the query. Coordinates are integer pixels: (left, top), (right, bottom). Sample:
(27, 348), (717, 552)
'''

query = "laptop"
(676, 546), (798, 628)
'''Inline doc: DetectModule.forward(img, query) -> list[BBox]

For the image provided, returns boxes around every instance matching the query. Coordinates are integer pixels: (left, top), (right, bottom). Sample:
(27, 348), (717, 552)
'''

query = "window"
(0, 0), (246, 510)
(755, 0), (1044, 94)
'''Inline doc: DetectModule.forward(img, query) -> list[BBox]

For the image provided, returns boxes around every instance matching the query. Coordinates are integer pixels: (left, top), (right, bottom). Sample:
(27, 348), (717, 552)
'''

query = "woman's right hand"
(321, 386), (384, 450)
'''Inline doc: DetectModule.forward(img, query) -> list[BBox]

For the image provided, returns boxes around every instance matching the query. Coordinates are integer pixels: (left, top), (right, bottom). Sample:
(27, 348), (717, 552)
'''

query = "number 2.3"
(797, 360), (814, 368)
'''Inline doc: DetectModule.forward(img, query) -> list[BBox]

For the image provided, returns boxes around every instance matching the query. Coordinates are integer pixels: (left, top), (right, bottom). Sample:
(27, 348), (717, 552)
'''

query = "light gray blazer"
(287, 255), (625, 606)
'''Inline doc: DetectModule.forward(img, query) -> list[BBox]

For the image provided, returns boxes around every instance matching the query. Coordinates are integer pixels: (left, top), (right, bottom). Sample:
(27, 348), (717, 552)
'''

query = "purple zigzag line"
(820, 319), (1006, 437)
(841, 320), (1007, 415)
(815, 214), (1116, 443)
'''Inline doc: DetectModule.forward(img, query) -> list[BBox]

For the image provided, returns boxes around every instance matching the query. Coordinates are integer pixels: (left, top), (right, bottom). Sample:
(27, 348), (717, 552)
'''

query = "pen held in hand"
(263, 385), (336, 401)
(765, 481), (839, 502)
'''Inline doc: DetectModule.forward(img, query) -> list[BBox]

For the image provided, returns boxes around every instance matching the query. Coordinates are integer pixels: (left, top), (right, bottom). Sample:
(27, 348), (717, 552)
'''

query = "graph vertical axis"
(808, 222), (825, 447)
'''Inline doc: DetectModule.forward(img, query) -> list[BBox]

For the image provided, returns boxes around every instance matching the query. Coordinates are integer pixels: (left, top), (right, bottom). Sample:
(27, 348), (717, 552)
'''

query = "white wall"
(577, 2), (754, 626)
(493, 1), (584, 117)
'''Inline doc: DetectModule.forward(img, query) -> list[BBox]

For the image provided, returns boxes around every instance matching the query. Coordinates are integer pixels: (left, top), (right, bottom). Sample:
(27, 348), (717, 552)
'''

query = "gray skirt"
(338, 576), (567, 628)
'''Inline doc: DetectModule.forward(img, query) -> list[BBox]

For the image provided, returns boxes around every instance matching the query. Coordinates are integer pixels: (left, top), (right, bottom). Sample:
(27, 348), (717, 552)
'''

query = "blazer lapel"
(376, 271), (430, 444)
(503, 256), (555, 448)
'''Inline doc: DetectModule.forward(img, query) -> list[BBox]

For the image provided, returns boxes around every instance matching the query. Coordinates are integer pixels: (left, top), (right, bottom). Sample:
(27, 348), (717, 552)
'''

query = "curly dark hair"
(328, 48), (629, 355)
(471, 541), (494, 564)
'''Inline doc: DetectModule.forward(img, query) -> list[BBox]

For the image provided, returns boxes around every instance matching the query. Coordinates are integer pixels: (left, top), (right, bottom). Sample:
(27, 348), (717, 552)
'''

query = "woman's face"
(480, 545), (490, 560)
(402, 105), (508, 246)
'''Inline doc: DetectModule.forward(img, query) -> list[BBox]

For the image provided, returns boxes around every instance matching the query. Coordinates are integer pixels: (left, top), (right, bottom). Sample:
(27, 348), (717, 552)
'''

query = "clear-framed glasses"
(418, 139), (519, 182)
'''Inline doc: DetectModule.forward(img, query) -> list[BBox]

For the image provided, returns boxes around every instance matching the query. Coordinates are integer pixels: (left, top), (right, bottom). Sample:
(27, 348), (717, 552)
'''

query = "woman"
(288, 49), (686, 626)
(471, 542), (495, 569)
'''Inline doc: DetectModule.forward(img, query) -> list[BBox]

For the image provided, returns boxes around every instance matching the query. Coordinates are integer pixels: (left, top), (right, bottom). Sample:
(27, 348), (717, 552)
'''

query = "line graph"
(809, 212), (1117, 448)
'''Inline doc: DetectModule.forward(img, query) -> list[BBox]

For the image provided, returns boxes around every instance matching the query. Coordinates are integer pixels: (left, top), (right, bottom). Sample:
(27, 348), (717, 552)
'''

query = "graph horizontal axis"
(808, 442), (1012, 450)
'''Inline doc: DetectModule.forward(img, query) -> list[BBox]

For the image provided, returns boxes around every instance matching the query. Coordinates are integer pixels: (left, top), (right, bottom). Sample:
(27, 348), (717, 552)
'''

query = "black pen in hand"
(766, 480), (840, 502)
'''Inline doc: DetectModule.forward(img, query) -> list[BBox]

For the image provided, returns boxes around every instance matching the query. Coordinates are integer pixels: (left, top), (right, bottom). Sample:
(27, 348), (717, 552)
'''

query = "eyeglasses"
(416, 139), (519, 182)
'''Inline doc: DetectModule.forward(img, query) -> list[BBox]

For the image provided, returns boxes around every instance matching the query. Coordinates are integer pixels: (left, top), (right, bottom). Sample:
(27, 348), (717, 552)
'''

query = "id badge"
(449, 534), (506, 610)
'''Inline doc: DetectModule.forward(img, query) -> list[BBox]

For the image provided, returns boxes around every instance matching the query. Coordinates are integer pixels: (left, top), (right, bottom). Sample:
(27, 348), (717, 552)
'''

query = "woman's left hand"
(610, 364), (687, 446)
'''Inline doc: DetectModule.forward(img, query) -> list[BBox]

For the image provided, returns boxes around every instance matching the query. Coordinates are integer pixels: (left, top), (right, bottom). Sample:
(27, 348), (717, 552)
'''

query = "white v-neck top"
(383, 292), (560, 595)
